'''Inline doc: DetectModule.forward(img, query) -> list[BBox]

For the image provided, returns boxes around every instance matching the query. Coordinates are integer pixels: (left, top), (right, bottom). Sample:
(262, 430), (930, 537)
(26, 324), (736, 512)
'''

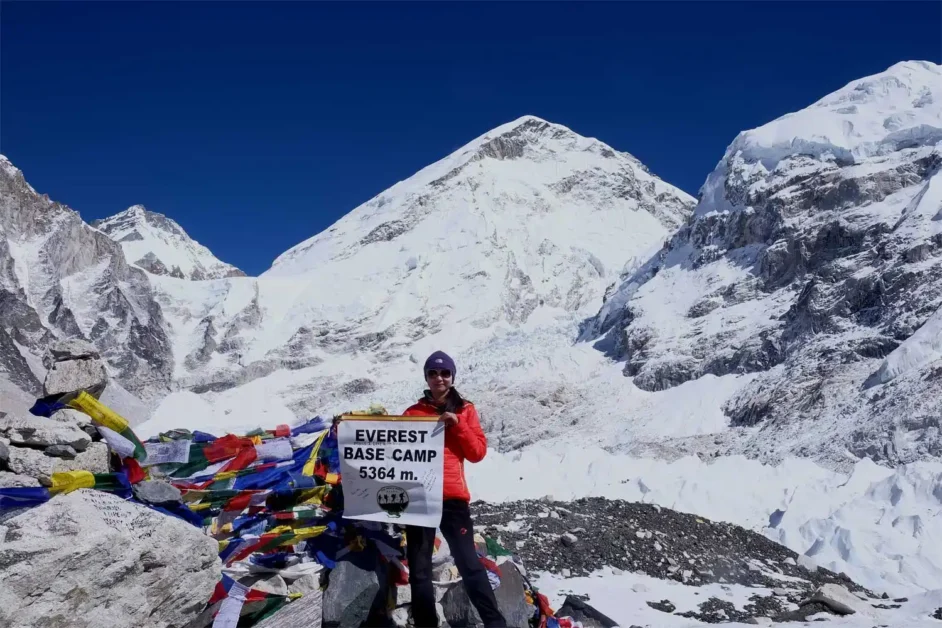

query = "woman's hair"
(424, 387), (468, 413)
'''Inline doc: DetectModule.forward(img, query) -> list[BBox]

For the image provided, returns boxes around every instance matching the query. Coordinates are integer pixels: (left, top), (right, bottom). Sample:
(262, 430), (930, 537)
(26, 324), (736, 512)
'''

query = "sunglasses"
(426, 369), (452, 379)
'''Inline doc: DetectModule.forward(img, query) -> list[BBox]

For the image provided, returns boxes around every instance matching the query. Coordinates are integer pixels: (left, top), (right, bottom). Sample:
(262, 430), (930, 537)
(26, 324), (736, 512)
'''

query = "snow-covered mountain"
(93, 205), (244, 280)
(139, 115), (695, 439)
(0, 157), (174, 406)
(586, 60), (942, 469)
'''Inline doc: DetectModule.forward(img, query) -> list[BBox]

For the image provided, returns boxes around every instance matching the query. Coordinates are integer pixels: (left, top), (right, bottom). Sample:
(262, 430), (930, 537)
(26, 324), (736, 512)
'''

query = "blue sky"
(3, 2), (940, 276)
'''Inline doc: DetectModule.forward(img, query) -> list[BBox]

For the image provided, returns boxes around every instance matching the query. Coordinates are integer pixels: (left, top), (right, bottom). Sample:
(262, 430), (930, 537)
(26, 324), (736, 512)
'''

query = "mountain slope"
(585, 60), (942, 468)
(141, 115), (696, 442)
(93, 205), (244, 280)
(0, 156), (174, 402)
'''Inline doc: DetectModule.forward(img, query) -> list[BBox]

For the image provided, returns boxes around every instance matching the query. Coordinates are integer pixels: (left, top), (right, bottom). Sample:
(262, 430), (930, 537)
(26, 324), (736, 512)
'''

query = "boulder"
(52, 442), (110, 475)
(43, 358), (108, 398)
(0, 439), (8, 463)
(50, 408), (93, 428)
(42, 339), (101, 369)
(0, 470), (40, 488)
(0, 488), (220, 628)
(797, 554), (818, 572)
(6, 446), (56, 485)
(322, 560), (380, 628)
(557, 595), (619, 628)
(807, 583), (869, 616)
(0, 414), (91, 451)
(133, 480), (183, 505)
(44, 444), (77, 459)
(238, 574), (289, 596)
(254, 590), (323, 627)
(440, 561), (533, 628)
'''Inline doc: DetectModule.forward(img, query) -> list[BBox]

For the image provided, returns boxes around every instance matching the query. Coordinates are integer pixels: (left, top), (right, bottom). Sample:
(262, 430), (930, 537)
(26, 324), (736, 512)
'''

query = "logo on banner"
(377, 486), (410, 517)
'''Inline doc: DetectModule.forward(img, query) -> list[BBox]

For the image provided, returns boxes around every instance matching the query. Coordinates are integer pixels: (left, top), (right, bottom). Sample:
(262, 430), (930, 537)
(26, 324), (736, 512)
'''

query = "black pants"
(407, 499), (507, 627)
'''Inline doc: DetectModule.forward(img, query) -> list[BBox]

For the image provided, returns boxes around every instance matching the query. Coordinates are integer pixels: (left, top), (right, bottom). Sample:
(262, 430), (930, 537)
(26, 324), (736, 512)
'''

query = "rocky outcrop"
(0, 489), (220, 628)
(585, 61), (942, 467)
(0, 158), (174, 401)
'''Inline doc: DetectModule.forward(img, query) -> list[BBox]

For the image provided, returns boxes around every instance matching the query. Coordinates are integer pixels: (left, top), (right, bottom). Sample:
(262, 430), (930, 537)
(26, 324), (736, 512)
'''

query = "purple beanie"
(423, 351), (456, 378)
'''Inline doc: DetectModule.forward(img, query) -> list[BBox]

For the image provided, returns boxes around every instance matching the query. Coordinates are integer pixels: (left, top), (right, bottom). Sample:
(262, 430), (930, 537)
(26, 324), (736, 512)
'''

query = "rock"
(0, 414), (91, 451)
(391, 607), (410, 627)
(746, 618), (772, 626)
(133, 480), (183, 505)
(807, 583), (864, 615)
(0, 439), (8, 463)
(773, 588), (789, 596)
(550, 510), (560, 519)
(6, 446), (55, 485)
(557, 595), (619, 627)
(0, 471), (40, 488)
(288, 573), (320, 596)
(797, 554), (818, 572)
(647, 599), (676, 614)
(515, 540), (525, 549)
(561, 568), (572, 578)
(52, 442), (110, 475)
(561, 533), (578, 547)
(0, 488), (220, 628)
(783, 557), (797, 566)
(254, 589), (323, 627)
(83, 424), (102, 441)
(440, 562), (532, 628)
(239, 574), (289, 596)
(631, 583), (648, 593)
(611, 567), (623, 575)
(43, 355), (108, 398)
(50, 408), (92, 428)
(322, 560), (379, 627)
(44, 444), (77, 459)
(42, 339), (101, 368)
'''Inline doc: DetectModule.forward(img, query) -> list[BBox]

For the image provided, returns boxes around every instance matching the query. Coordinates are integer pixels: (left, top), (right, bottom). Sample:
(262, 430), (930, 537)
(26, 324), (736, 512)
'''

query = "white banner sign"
(338, 416), (444, 527)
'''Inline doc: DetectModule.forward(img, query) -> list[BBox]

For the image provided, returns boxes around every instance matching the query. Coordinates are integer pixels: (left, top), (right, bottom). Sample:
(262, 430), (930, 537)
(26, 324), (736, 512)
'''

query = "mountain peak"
(93, 205), (245, 280)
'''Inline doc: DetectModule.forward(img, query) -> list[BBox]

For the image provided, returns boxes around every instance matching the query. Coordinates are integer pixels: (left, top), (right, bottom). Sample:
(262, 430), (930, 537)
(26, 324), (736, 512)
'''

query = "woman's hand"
(440, 412), (459, 428)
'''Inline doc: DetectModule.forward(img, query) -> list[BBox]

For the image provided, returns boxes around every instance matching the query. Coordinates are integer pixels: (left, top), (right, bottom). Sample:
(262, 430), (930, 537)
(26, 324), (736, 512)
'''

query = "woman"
(401, 350), (507, 628)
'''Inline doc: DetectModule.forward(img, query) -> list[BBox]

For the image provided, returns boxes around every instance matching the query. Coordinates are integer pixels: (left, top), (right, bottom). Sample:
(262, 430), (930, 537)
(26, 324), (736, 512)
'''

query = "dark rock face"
(556, 595), (618, 628)
(322, 560), (379, 628)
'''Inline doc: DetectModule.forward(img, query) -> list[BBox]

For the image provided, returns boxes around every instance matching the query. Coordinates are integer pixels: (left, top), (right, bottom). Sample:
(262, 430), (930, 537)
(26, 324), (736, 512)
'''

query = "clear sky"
(2, 2), (940, 275)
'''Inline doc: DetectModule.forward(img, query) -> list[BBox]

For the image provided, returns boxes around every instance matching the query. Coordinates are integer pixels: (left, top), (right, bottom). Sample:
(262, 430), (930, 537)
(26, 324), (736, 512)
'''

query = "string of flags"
(2, 392), (577, 627)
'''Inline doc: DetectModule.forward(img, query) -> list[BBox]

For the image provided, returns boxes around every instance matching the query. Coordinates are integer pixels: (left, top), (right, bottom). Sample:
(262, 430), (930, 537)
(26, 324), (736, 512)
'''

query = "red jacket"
(403, 395), (487, 502)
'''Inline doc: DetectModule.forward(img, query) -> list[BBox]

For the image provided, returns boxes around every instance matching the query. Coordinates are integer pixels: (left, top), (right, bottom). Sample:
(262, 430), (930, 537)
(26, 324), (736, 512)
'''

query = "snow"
(468, 444), (942, 597)
(94, 205), (242, 280)
(874, 304), (942, 384)
(534, 567), (942, 627)
(696, 60), (942, 218)
(136, 389), (297, 439)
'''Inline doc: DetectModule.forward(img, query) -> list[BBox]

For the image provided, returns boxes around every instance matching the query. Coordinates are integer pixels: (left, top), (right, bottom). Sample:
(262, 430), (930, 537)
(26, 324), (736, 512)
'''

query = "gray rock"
(52, 442), (110, 475)
(440, 561), (532, 628)
(239, 574), (288, 596)
(0, 471), (40, 488)
(0, 414), (91, 451)
(0, 489), (220, 628)
(255, 589), (323, 627)
(50, 408), (92, 428)
(6, 446), (56, 485)
(42, 339), (100, 369)
(44, 444), (77, 459)
(560, 532), (578, 547)
(561, 568), (571, 578)
(745, 618), (772, 626)
(132, 480), (182, 505)
(43, 357), (108, 397)
(287, 572), (320, 596)
(773, 587), (789, 596)
(0, 439), (8, 463)
(807, 583), (863, 615)
(322, 560), (379, 627)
